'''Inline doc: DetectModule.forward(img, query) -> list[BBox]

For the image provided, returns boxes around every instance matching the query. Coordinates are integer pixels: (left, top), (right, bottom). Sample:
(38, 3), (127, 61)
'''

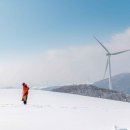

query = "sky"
(0, 0), (130, 87)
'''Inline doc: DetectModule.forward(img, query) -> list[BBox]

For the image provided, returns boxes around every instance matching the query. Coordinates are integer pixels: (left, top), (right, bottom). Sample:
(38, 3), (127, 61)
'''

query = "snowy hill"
(45, 84), (130, 102)
(94, 73), (130, 94)
(0, 89), (130, 130)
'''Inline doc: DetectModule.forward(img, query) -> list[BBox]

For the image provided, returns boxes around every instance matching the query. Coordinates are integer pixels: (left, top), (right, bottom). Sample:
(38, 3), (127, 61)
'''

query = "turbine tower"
(94, 36), (130, 90)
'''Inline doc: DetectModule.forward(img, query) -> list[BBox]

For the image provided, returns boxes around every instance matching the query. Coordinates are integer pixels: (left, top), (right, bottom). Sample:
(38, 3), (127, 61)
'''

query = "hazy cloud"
(0, 28), (130, 87)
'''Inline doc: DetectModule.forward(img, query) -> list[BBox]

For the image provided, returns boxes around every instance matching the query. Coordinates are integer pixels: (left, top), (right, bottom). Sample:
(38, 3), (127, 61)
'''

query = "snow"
(0, 89), (130, 130)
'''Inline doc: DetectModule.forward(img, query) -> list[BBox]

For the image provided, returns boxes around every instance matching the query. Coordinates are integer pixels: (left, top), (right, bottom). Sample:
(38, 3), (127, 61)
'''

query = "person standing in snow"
(22, 83), (29, 105)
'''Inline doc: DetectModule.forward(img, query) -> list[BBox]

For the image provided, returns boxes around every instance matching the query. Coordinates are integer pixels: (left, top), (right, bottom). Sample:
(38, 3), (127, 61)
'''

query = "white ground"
(0, 89), (130, 130)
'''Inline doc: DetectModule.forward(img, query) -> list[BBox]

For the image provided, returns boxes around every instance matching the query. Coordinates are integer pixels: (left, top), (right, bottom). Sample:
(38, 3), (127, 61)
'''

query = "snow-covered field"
(0, 89), (130, 130)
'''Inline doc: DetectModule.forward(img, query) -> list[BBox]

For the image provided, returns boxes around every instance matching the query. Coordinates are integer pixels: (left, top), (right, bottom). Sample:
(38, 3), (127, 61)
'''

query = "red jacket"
(22, 84), (29, 97)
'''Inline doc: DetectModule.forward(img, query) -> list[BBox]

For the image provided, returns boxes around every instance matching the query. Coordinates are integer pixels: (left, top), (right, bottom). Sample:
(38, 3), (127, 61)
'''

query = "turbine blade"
(111, 49), (130, 55)
(103, 58), (109, 79)
(94, 36), (110, 53)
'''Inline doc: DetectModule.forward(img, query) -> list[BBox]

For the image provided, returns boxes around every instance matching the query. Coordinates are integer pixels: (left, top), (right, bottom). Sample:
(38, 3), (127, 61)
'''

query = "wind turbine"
(94, 36), (130, 90)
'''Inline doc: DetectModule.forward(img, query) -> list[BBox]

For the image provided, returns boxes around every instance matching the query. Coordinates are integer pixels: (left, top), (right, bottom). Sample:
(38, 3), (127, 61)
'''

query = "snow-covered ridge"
(44, 84), (130, 102)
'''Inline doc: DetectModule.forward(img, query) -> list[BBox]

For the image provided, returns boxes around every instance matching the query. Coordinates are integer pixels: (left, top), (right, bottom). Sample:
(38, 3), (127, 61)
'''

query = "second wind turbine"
(94, 37), (130, 90)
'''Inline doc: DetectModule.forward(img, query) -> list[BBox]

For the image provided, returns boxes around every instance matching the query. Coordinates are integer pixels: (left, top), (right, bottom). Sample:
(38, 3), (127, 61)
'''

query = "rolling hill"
(44, 84), (130, 102)
(94, 73), (130, 94)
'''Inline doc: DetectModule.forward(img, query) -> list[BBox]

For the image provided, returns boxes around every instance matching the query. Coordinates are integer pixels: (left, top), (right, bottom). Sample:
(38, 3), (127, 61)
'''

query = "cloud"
(110, 27), (130, 50)
(108, 28), (130, 76)
(0, 28), (130, 87)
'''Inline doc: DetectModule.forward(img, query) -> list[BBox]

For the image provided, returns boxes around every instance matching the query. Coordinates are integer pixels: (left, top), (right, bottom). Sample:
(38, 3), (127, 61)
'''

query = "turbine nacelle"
(106, 53), (111, 56)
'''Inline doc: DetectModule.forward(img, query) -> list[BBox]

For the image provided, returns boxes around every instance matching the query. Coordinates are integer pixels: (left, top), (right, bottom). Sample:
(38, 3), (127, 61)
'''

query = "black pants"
(23, 95), (28, 105)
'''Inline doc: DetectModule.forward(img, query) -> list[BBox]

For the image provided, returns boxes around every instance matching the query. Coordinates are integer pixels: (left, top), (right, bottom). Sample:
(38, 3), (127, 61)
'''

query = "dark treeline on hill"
(44, 84), (130, 102)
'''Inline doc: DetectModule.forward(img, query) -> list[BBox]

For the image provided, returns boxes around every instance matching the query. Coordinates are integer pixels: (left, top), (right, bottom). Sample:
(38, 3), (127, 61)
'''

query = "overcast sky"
(0, 0), (130, 87)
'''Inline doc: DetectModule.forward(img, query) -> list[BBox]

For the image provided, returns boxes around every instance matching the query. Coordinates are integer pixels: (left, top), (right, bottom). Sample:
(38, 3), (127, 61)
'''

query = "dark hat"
(22, 83), (25, 86)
